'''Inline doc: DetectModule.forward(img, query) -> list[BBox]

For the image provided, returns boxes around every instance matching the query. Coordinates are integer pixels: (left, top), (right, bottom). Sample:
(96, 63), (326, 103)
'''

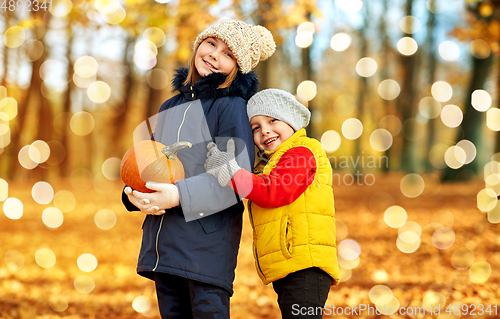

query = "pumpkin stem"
(161, 141), (192, 159)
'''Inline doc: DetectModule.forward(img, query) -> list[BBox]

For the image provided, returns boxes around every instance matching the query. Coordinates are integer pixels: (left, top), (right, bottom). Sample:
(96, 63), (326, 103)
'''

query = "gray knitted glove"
(205, 139), (241, 186)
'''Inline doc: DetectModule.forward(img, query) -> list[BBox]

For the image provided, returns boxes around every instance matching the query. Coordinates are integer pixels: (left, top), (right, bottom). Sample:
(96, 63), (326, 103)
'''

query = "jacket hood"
(172, 67), (259, 102)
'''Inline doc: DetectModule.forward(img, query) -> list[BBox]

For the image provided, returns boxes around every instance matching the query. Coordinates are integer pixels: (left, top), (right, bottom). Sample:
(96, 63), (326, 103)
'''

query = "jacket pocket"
(280, 215), (293, 259)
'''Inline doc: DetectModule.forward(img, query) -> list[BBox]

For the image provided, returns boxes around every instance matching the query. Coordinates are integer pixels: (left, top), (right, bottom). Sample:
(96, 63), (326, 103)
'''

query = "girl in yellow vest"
(205, 89), (340, 319)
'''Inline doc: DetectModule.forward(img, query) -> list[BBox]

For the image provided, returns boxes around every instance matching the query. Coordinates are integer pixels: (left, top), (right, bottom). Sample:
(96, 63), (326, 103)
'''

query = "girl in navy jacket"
(122, 21), (275, 318)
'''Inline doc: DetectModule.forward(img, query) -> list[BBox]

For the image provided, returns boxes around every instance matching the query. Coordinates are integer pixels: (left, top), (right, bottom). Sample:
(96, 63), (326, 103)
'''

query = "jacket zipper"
(152, 215), (164, 271)
(152, 101), (194, 272)
(249, 202), (266, 280)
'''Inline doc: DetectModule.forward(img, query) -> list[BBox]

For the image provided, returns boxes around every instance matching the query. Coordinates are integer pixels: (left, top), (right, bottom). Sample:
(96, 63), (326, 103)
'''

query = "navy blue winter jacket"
(122, 68), (257, 295)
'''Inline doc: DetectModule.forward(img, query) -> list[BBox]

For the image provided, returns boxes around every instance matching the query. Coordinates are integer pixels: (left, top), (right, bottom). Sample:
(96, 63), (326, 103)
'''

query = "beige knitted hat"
(194, 21), (276, 74)
(247, 89), (311, 131)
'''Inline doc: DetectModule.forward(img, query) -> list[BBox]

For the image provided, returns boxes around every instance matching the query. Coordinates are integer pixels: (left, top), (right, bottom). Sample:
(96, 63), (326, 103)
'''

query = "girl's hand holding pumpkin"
(124, 185), (167, 215)
(130, 182), (180, 215)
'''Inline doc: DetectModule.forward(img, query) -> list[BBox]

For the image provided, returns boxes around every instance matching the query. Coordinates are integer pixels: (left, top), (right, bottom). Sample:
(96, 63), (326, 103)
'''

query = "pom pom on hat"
(247, 89), (311, 131)
(194, 21), (276, 74)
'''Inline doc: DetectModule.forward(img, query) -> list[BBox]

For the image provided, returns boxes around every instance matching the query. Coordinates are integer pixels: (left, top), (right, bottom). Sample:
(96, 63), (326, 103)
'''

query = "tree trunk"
(398, 0), (420, 173)
(8, 12), (51, 179)
(59, 24), (74, 177)
(424, 0), (438, 172)
(379, 0), (392, 172)
(1, 10), (12, 87)
(111, 36), (135, 158)
(442, 54), (494, 180)
(354, 2), (370, 174)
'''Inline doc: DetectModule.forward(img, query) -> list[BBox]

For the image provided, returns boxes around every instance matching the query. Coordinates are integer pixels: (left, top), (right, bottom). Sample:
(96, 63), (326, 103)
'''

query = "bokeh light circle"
(356, 57), (377, 77)
(102, 157), (121, 180)
(379, 115), (402, 136)
(432, 227), (455, 250)
(95, 209), (117, 230)
(35, 248), (56, 268)
(143, 27), (166, 47)
(18, 145), (38, 169)
(0, 97), (18, 120)
(368, 285), (393, 304)
(400, 173), (425, 198)
(74, 56), (98, 76)
(338, 256), (360, 270)
(487, 108), (500, 131)
(451, 247), (474, 269)
(42, 207), (64, 228)
(384, 206), (408, 228)
(330, 33), (352, 52)
(396, 237), (421, 253)
(3, 197), (23, 219)
(398, 221), (422, 243)
(342, 118), (363, 140)
(338, 239), (361, 260)
(133, 296), (152, 313)
(422, 291), (446, 312)
(470, 39), (490, 59)
(320, 130), (341, 152)
(0, 178), (7, 201)
(53, 190), (76, 212)
(444, 145), (466, 169)
(431, 81), (453, 102)
(339, 267), (352, 282)
(70, 111), (95, 136)
(439, 41), (460, 61)
(440, 105), (463, 128)
(378, 79), (400, 101)
(397, 37), (418, 56)
(469, 261), (491, 283)
(147, 69), (169, 90)
(87, 81), (111, 104)
(295, 30), (314, 48)
(399, 16), (421, 34)
(471, 89), (492, 112)
(335, 0), (363, 14)
(334, 95), (356, 116)
(49, 296), (68, 312)
(418, 97), (441, 119)
(477, 188), (497, 212)
(32, 181), (54, 205)
(456, 140), (476, 164)
(30, 140), (50, 163)
(296, 81), (317, 101)
(3, 26), (26, 48)
(369, 129), (393, 152)
(74, 275), (96, 293)
(77, 254), (98, 272)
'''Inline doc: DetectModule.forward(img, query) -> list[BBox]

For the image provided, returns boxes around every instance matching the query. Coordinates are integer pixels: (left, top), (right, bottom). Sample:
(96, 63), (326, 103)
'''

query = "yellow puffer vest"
(249, 129), (340, 285)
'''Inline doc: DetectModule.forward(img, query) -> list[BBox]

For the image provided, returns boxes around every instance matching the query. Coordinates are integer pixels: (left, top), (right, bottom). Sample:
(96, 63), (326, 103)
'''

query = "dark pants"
(272, 267), (332, 319)
(154, 272), (230, 319)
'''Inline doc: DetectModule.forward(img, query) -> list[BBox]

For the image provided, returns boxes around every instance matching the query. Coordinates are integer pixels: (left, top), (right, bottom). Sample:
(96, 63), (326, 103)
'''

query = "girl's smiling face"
(250, 115), (295, 152)
(195, 37), (237, 76)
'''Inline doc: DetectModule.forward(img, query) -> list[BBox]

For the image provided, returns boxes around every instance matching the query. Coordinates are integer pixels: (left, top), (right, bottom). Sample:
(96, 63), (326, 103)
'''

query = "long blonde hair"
(183, 44), (239, 89)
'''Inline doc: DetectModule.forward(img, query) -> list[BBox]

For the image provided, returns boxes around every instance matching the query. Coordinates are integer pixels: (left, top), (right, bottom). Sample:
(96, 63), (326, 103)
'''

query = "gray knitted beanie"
(247, 89), (311, 131)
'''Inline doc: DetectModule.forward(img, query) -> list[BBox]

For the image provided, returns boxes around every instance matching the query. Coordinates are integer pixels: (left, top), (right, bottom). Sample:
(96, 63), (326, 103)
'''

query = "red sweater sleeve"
(230, 146), (316, 208)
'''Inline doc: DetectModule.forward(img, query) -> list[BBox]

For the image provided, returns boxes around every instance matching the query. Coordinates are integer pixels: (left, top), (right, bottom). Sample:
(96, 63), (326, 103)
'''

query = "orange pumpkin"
(120, 140), (192, 193)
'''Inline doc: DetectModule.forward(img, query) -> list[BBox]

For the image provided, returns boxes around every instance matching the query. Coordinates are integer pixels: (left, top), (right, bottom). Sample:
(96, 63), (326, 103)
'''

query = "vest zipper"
(152, 101), (194, 272)
(249, 202), (266, 280)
